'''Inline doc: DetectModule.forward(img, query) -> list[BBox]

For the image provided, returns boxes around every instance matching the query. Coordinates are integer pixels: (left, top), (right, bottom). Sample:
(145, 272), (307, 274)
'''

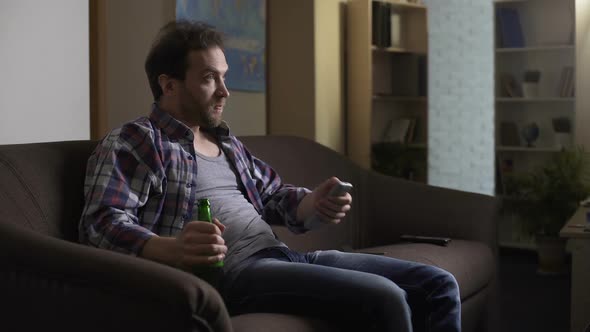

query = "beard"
(198, 106), (222, 129)
(181, 100), (223, 129)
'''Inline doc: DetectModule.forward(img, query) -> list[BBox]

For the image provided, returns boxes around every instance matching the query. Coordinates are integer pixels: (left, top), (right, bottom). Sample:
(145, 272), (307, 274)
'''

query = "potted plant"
(504, 146), (590, 274)
(371, 142), (426, 181)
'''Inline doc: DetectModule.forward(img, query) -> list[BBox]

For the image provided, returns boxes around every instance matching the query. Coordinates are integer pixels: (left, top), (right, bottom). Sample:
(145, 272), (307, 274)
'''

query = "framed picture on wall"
(176, 0), (266, 92)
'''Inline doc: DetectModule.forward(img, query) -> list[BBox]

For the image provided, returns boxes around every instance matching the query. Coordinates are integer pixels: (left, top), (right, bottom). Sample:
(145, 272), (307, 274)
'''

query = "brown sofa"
(0, 135), (498, 332)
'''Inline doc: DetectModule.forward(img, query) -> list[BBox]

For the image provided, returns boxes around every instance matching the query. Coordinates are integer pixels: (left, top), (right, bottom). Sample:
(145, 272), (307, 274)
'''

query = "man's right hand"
(176, 218), (227, 270)
(139, 218), (227, 271)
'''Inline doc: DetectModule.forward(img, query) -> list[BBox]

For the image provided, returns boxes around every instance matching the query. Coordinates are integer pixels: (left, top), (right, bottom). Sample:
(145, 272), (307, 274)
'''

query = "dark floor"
(498, 248), (571, 332)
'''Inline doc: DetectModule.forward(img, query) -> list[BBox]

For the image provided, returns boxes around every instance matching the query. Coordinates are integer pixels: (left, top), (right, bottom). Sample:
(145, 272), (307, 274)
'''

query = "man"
(79, 21), (461, 332)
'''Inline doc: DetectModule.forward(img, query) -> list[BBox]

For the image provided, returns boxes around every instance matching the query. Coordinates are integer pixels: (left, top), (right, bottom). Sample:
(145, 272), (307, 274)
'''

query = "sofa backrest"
(0, 136), (364, 251)
(0, 140), (95, 242)
(239, 136), (364, 252)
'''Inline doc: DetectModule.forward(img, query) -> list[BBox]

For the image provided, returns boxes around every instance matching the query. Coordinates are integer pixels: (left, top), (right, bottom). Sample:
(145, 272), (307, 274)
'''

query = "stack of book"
(558, 66), (575, 97)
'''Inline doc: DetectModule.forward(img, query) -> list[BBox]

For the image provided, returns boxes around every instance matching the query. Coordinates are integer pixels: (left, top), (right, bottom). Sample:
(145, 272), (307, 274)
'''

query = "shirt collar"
(149, 103), (231, 140)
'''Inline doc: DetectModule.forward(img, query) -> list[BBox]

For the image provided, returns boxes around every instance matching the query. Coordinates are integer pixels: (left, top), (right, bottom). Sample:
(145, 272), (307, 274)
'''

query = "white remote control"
(304, 180), (353, 230)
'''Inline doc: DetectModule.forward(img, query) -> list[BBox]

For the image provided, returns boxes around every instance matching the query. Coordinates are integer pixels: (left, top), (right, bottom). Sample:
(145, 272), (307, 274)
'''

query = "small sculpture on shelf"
(521, 122), (540, 148)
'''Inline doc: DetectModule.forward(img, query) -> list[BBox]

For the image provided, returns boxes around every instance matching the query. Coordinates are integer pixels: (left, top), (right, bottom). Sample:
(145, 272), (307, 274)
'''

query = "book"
(382, 2), (391, 48)
(405, 118), (417, 143)
(382, 118), (410, 143)
(372, 1), (382, 47)
(500, 73), (522, 98)
(566, 68), (575, 97)
(559, 66), (574, 97)
(372, 1), (391, 48)
(382, 118), (416, 143)
(557, 67), (568, 97)
(390, 9), (401, 48)
(496, 7), (525, 48)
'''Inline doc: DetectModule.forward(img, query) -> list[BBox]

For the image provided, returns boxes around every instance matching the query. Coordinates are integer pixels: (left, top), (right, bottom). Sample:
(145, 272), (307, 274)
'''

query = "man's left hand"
(297, 177), (352, 225)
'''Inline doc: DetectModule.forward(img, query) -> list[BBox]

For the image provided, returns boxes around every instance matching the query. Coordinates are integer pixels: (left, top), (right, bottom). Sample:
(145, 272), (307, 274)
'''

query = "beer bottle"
(197, 198), (224, 268)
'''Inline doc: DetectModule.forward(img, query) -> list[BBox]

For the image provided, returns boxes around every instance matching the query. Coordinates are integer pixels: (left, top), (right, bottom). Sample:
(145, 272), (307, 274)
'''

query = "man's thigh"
(224, 255), (409, 321)
(308, 249), (443, 290)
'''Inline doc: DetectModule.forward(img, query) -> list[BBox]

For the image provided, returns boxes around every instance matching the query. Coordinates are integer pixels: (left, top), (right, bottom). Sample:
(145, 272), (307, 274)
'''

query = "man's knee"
(366, 274), (410, 309)
(429, 266), (461, 302)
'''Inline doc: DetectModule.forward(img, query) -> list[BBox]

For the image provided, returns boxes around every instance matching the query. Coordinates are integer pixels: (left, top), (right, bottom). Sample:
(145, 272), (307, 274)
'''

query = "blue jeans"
(221, 247), (461, 332)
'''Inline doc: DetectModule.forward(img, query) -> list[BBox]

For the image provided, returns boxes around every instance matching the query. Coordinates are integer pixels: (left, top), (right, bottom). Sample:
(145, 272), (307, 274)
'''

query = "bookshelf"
(494, 0), (576, 250)
(347, 0), (428, 182)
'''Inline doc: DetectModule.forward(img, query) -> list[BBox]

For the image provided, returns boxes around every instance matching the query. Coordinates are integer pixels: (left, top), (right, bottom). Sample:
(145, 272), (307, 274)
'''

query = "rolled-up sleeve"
(79, 127), (161, 255)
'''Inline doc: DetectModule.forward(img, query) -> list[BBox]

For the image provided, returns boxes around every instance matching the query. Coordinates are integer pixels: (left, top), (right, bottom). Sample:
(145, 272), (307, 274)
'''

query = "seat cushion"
(231, 313), (339, 332)
(358, 239), (494, 300)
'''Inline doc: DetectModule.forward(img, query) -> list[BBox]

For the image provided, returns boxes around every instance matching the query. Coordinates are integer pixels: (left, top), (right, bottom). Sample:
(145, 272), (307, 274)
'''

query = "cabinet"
(347, 0), (428, 182)
(494, 0), (576, 249)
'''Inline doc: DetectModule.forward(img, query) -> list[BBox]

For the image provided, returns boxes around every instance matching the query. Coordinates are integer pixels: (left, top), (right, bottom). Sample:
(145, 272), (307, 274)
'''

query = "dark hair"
(145, 20), (224, 101)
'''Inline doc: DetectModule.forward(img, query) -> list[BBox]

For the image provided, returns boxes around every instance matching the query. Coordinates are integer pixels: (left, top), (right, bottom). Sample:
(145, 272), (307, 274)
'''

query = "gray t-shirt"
(192, 148), (286, 273)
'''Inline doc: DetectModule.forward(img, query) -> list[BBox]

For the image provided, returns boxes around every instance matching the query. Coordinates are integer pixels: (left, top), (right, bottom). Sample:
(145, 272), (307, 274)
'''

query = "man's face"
(177, 46), (229, 128)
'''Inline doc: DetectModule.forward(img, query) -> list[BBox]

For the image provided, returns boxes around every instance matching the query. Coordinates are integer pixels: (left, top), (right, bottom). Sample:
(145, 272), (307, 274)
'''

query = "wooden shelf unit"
(347, 0), (428, 181)
(494, 0), (577, 249)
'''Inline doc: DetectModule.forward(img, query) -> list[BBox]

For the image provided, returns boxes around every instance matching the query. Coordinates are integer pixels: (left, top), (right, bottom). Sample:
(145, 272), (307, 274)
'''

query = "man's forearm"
(296, 193), (315, 222)
(139, 235), (181, 268)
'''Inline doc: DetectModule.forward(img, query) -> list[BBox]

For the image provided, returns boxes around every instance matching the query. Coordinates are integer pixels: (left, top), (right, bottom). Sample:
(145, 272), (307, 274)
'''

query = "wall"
(0, 0), (89, 144)
(268, 0), (346, 153)
(267, 0), (316, 140)
(576, 0), (590, 148)
(105, 0), (172, 130)
(104, 0), (266, 136)
(314, 0), (346, 153)
(425, 0), (495, 195)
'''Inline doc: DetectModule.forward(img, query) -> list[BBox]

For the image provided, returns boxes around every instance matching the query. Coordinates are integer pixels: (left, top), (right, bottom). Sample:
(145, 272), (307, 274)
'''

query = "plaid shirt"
(79, 104), (310, 255)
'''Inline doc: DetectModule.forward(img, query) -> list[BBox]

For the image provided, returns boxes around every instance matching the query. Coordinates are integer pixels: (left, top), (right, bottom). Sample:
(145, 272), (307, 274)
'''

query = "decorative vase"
(521, 122), (540, 147)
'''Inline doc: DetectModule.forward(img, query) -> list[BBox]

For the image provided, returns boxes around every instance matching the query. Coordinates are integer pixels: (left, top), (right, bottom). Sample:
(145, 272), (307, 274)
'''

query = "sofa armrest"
(0, 222), (232, 332)
(361, 171), (498, 250)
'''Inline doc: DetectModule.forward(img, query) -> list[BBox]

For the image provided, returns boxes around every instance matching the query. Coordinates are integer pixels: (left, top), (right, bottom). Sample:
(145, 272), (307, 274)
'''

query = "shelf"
(371, 45), (426, 54)
(494, 0), (528, 3)
(407, 143), (427, 149)
(383, 0), (426, 10)
(496, 146), (562, 152)
(496, 97), (575, 103)
(372, 142), (426, 149)
(373, 95), (427, 102)
(496, 45), (574, 53)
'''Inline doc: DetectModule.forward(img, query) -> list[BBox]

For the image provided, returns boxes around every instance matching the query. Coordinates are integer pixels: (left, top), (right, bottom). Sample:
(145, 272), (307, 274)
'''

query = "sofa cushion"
(232, 313), (339, 332)
(358, 239), (494, 301)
